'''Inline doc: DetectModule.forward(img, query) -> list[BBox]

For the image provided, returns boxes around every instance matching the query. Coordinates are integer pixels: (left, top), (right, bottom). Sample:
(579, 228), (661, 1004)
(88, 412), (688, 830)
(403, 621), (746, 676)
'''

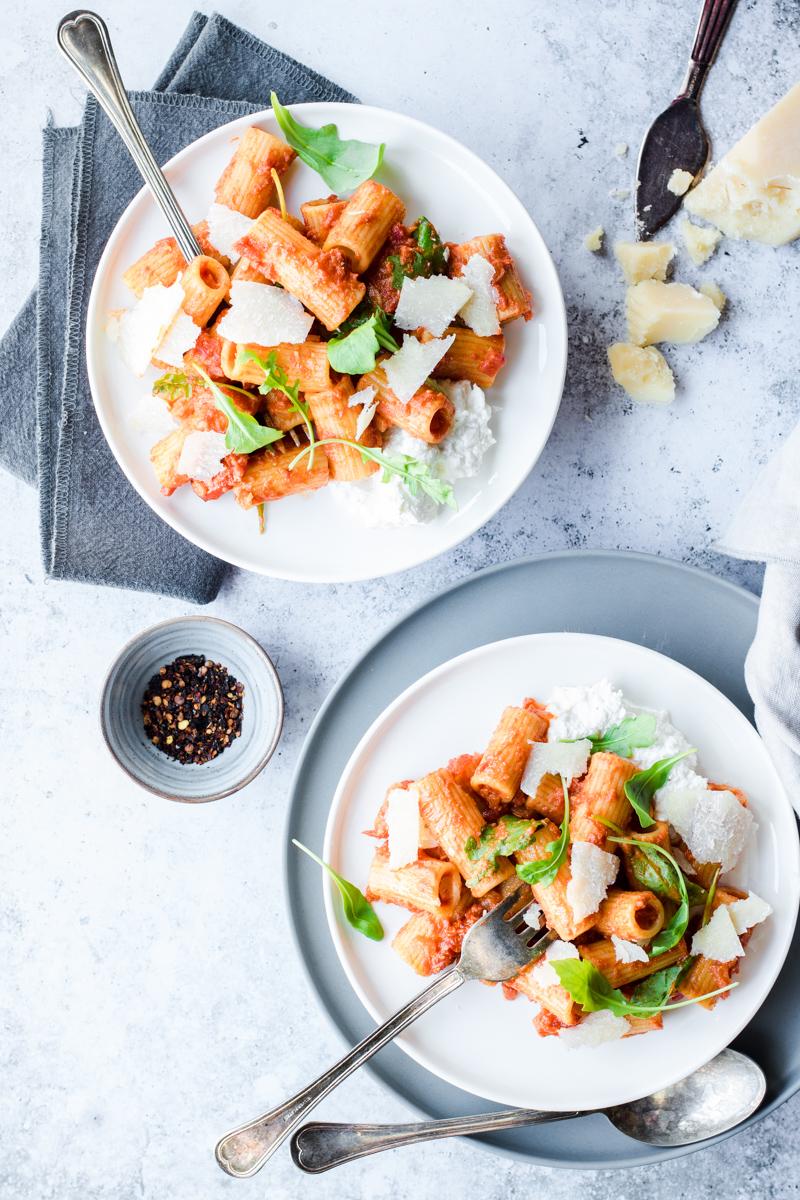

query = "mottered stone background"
(1, 1), (798, 1196)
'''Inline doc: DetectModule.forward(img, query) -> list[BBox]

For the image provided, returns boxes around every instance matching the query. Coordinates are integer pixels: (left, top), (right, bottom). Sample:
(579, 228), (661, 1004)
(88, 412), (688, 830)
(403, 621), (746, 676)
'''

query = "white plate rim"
(85, 102), (568, 583)
(321, 631), (800, 1111)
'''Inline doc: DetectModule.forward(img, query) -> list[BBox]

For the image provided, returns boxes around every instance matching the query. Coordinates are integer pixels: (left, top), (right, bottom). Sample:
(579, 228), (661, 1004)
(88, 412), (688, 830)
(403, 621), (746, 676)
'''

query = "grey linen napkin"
(717, 423), (800, 815)
(0, 12), (355, 603)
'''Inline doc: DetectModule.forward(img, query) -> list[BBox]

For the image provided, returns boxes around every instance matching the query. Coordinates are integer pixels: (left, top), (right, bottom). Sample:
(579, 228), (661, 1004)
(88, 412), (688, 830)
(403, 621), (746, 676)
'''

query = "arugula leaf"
(631, 958), (693, 1009)
(291, 439), (456, 508)
(553, 958), (735, 1017)
(586, 714), (657, 757)
(388, 216), (449, 288)
(609, 835), (690, 955)
(271, 93), (384, 193)
(702, 865), (722, 928)
(238, 348), (316, 463)
(624, 749), (695, 829)
(194, 367), (283, 455)
(516, 780), (570, 888)
(465, 817), (540, 887)
(292, 839), (383, 941)
(327, 309), (400, 373)
(153, 371), (192, 401)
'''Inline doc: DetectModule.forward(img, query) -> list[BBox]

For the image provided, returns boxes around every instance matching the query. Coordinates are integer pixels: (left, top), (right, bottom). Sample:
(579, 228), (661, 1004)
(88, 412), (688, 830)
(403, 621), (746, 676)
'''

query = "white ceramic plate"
(86, 104), (567, 582)
(322, 632), (800, 1112)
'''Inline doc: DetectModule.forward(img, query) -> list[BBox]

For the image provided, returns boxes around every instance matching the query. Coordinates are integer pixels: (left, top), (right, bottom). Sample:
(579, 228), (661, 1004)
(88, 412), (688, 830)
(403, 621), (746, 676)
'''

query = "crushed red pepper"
(141, 654), (244, 764)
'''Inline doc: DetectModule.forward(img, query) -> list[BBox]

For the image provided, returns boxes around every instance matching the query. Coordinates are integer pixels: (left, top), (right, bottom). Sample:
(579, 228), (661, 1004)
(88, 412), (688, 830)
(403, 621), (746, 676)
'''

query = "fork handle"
(679, 0), (738, 100)
(215, 967), (464, 1178)
(56, 10), (201, 261)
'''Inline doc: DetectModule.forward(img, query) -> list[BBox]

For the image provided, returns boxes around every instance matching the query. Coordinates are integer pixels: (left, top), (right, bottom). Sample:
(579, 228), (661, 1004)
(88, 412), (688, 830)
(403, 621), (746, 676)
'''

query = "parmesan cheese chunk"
(531, 939), (579, 989)
(457, 254), (501, 336)
(583, 226), (604, 252)
(668, 168), (695, 196)
(394, 274), (472, 338)
(155, 310), (200, 369)
(654, 787), (699, 843)
(205, 202), (254, 262)
(611, 935), (649, 964)
(656, 785), (755, 872)
(177, 431), (228, 481)
(129, 392), (179, 440)
(727, 892), (772, 935)
(691, 904), (744, 962)
(626, 280), (720, 346)
(216, 281), (314, 346)
(566, 842), (619, 923)
(117, 280), (185, 376)
(700, 281), (727, 311)
(383, 334), (455, 404)
(521, 739), (591, 799)
(680, 219), (722, 266)
(614, 240), (675, 285)
(607, 343), (675, 405)
(386, 786), (421, 869)
(559, 1009), (628, 1048)
(684, 82), (800, 244)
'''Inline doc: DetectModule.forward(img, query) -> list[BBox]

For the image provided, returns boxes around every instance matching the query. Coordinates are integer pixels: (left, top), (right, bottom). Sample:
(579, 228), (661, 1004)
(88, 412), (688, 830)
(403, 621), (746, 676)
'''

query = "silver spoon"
(291, 1048), (765, 1173)
(56, 9), (201, 261)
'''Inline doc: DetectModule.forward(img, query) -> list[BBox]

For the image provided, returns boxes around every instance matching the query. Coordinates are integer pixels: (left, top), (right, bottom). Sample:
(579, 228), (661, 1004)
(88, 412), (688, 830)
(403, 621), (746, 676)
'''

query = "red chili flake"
(141, 654), (244, 765)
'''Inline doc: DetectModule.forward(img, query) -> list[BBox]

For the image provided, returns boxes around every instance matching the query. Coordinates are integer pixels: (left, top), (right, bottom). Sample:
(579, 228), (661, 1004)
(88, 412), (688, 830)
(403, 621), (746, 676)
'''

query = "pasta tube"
(515, 821), (596, 941)
(358, 370), (454, 444)
(415, 770), (514, 897)
(307, 376), (380, 481)
(323, 180), (405, 272)
(428, 326), (506, 388)
(233, 441), (329, 507)
(220, 339), (330, 393)
(471, 705), (549, 807)
(214, 126), (296, 218)
(180, 255), (230, 326)
(301, 196), (348, 244)
(594, 889), (665, 940)
(366, 846), (462, 918)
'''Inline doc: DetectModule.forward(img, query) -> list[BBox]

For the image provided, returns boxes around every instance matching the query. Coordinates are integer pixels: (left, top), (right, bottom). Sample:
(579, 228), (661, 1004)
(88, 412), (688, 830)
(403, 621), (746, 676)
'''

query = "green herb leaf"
(388, 217), (448, 288)
(153, 371), (192, 401)
(465, 817), (540, 887)
(609, 835), (690, 955)
(327, 309), (400, 373)
(631, 958), (692, 1009)
(702, 865), (722, 928)
(586, 714), (658, 757)
(292, 839), (383, 941)
(237, 348), (316, 463)
(290, 439), (456, 508)
(271, 93), (384, 193)
(553, 958), (735, 1017)
(516, 780), (570, 888)
(194, 366), (283, 455)
(624, 749), (695, 829)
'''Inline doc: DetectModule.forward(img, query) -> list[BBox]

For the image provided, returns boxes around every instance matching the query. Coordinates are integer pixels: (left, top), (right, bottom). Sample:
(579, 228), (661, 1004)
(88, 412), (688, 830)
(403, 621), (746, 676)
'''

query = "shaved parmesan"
(350, 386), (378, 442)
(728, 893), (772, 935)
(386, 786), (421, 869)
(383, 334), (455, 404)
(521, 739), (591, 798)
(118, 280), (185, 376)
(691, 904), (744, 962)
(611, 935), (649, 964)
(685, 789), (755, 872)
(523, 902), (544, 930)
(531, 939), (579, 989)
(155, 310), (200, 368)
(654, 787), (700, 843)
(129, 392), (179, 440)
(216, 281), (314, 346)
(177, 431), (228, 481)
(559, 1010), (627, 1048)
(566, 842), (619, 923)
(457, 254), (500, 336)
(394, 274), (471, 338)
(205, 202), (254, 262)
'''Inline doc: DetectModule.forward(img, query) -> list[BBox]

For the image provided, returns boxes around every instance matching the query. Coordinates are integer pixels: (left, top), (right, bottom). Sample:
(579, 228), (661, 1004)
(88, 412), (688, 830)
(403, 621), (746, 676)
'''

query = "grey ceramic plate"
(284, 550), (800, 1169)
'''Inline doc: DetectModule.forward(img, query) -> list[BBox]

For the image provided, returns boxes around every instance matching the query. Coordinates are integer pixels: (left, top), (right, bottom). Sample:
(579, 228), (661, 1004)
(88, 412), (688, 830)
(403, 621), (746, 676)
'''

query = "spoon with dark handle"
(291, 1049), (765, 1173)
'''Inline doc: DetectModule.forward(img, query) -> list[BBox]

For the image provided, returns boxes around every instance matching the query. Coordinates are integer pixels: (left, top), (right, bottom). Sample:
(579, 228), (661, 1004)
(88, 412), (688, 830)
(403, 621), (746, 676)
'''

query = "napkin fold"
(0, 12), (355, 603)
(717, 423), (800, 814)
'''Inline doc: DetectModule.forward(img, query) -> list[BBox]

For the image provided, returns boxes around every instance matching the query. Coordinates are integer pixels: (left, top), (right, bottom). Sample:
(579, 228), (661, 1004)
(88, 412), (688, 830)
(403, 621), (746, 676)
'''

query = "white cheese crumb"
(584, 226), (604, 252)
(609, 187), (631, 200)
(727, 893), (772, 935)
(383, 334), (455, 404)
(614, 241), (675, 285)
(129, 393), (179, 440)
(216, 280), (313, 346)
(611, 935), (649, 964)
(567, 842), (619, 923)
(531, 939), (580, 988)
(699, 281), (727, 311)
(560, 1009), (628, 1048)
(680, 219), (722, 266)
(667, 168), (694, 196)
(614, 142), (629, 158)
(176, 430), (228, 481)
(386, 786), (421, 869)
(436, 381), (495, 478)
(546, 680), (626, 743)
(394, 274), (472, 338)
(355, 399), (378, 441)
(457, 254), (501, 336)
(155, 310), (200, 368)
(521, 739), (591, 799)
(523, 902), (544, 930)
(205, 202), (254, 262)
(117, 280), (185, 376)
(691, 904), (744, 962)
(348, 385), (376, 409)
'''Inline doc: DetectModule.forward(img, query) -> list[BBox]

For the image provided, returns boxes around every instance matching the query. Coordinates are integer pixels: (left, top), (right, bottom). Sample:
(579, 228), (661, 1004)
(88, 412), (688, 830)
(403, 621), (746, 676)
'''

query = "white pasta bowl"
(320, 632), (800, 1112)
(86, 104), (567, 582)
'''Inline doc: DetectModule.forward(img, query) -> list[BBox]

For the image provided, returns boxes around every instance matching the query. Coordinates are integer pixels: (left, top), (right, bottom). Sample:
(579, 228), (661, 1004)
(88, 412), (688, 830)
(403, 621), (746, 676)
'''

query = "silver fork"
(215, 885), (553, 1177)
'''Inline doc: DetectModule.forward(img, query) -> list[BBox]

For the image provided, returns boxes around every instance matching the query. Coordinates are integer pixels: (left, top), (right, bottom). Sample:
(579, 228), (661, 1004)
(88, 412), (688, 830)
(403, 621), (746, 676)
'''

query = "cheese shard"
(457, 254), (501, 336)
(583, 226), (604, 252)
(626, 280), (720, 346)
(354, 387), (378, 441)
(394, 274), (472, 338)
(655, 786), (699, 843)
(607, 343), (675, 406)
(727, 892), (772, 935)
(383, 333), (455, 403)
(566, 842), (619, 922)
(521, 739), (591, 799)
(684, 82), (800, 244)
(687, 789), (755, 872)
(117, 280), (185, 376)
(155, 310), (200, 368)
(691, 905), (744, 962)
(559, 1009), (628, 1048)
(681, 219), (722, 266)
(177, 431), (228, 481)
(386, 786), (421, 869)
(205, 202), (253, 262)
(531, 939), (579, 988)
(611, 935), (649, 964)
(614, 240), (674, 285)
(700, 281), (727, 311)
(668, 168), (694, 196)
(216, 280), (314, 346)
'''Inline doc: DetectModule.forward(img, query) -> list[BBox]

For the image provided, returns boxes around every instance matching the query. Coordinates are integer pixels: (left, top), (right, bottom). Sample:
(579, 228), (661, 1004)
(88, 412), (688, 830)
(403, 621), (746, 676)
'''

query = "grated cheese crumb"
(523, 902), (544, 930)
(583, 226), (604, 252)
(531, 939), (579, 989)
(680, 219), (722, 266)
(667, 168), (695, 196)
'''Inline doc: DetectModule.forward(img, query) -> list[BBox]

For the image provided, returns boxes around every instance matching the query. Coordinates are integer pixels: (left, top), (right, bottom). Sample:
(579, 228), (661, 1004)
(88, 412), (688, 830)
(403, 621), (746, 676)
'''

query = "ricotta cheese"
(457, 254), (501, 336)
(521, 739), (591, 799)
(383, 334), (455, 404)
(545, 680), (627, 743)
(611, 935), (649, 964)
(436, 381), (494, 478)
(690, 904), (744, 962)
(614, 240), (674, 285)
(680, 219), (722, 266)
(117, 280), (185, 376)
(177, 430), (228, 481)
(626, 280), (720, 346)
(607, 343), (675, 405)
(559, 1010), (628, 1048)
(205, 202), (254, 262)
(216, 280), (314, 346)
(394, 275), (472, 338)
(566, 842), (619, 923)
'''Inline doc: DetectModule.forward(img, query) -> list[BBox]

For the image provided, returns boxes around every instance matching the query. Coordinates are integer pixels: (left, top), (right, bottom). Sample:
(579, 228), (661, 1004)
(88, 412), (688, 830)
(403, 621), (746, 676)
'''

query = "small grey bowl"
(100, 616), (284, 802)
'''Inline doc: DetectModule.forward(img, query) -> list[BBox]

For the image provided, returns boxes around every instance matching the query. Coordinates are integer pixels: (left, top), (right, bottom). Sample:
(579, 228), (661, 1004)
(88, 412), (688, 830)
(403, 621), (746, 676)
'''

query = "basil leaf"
(292, 839), (383, 941)
(194, 367), (283, 455)
(516, 781), (570, 888)
(624, 749), (695, 829)
(153, 370), (191, 401)
(631, 958), (692, 1009)
(610, 835), (690, 955)
(271, 93), (384, 193)
(588, 714), (657, 757)
(553, 958), (735, 1016)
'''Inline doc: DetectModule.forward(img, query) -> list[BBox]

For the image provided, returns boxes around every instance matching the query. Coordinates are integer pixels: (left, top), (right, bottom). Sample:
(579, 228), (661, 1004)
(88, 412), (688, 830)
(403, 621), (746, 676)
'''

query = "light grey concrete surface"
(2, 2), (799, 1196)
